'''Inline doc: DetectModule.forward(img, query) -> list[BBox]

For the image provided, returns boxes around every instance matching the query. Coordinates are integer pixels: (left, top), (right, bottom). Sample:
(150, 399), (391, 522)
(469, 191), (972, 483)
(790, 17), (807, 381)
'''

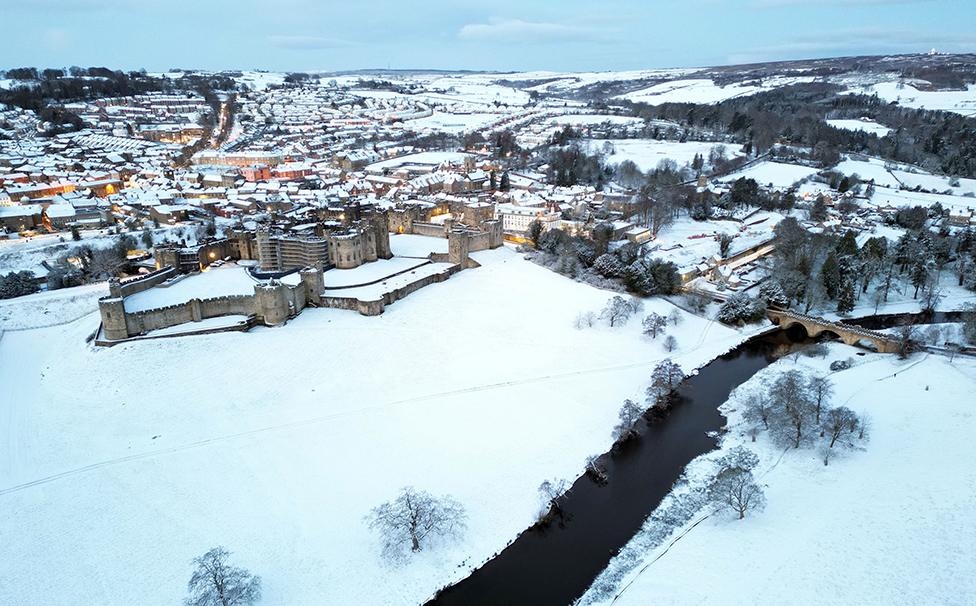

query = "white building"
(495, 203), (561, 235)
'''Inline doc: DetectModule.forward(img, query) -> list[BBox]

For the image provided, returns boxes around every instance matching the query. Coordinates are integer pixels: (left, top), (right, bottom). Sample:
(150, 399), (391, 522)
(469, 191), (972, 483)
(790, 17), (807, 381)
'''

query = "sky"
(0, 0), (972, 73)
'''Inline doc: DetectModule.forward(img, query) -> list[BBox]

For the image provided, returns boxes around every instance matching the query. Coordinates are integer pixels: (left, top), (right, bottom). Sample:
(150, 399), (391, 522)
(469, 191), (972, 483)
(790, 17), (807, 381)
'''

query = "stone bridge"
(767, 309), (900, 353)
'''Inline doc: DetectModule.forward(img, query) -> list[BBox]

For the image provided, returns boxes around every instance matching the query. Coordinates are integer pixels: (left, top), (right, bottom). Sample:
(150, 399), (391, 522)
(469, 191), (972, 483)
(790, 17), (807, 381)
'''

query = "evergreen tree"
(821, 252), (841, 300)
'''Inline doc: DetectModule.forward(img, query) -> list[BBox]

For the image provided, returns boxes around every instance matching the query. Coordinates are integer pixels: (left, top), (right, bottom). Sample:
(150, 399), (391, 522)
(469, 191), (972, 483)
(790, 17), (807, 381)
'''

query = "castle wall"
(109, 266), (178, 298)
(412, 222), (447, 238)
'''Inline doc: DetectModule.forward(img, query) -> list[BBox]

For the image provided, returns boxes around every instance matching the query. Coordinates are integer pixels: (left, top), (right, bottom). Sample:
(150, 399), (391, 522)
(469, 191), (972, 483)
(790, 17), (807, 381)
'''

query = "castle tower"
(300, 267), (324, 306)
(99, 297), (130, 341)
(254, 280), (290, 326)
(448, 229), (470, 269)
(371, 212), (393, 259)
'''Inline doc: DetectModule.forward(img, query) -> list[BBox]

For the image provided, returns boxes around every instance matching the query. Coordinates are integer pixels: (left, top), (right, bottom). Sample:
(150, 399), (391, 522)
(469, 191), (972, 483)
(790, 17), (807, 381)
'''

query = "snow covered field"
(587, 344), (976, 606)
(0, 247), (758, 606)
(826, 118), (892, 137)
(403, 111), (499, 134)
(616, 77), (814, 105)
(588, 139), (737, 172)
(0, 282), (107, 330)
(851, 81), (976, 117)
(723, 161), (819, 189)
(324, 256), (431, 288)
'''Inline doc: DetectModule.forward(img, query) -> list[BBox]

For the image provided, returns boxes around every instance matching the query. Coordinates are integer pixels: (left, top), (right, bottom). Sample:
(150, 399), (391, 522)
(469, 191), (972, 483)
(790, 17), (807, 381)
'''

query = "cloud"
(267, 35), (353, 50)
(726, 27), (976, 63)
(457, 17), (609, 44)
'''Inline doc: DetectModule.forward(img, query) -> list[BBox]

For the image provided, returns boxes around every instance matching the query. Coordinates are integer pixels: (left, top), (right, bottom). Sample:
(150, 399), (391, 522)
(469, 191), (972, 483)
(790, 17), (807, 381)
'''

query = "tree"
(141, 228), (154, 249)
(575, 311), (597, 329)
(717, 293), (766, 325)
(807, 374), (833, 424)
(642, 313), (667, 339)
(719, 233), (734, 258)
(0, 271), (39, 300)
(895, 321), (918, 359)
(648, 358), (685, 402)
(366, 487), (467, 557)
(743, 391), (773, 432)
(612, 399), (644, 442)
(707, 447), (765, 520)
(769, 370), (816, 448)
(667, 308), (682, 326)
(70, 225), (81, 241)
(185, 547), (261, 606)
(820, 406), (862, 465)
(526, 219), (544, 248)
(499, 171), (510, 191)
(537, 478), (571, 521)
(663, 335), (678, 352)
(592, 253), (625, 278)
(601, 295), (634, 327)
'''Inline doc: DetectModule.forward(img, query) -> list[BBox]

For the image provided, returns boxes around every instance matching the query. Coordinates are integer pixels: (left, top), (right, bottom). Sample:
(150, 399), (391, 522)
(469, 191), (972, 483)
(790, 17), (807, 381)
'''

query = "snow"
(365, 151), (473, 172)
(403, 111), (499, 134)
(588, 343), (976, 606)
(588, 139), (739, 172)
(144, 314), (249, 337)
(389, 233), (448, 258)
(326, 262), (456, 302)
(123, 266), (257, 312)
(0, 246), (756, 606)
(616, 77), (815, 105)
(826, 118), (891, 137)
(722, 161), (820, 189)
(850, 81), (976, 117)
(547, 114), (645, 127)
(324, 257), (431, 288)
(0, 282), (107, 330)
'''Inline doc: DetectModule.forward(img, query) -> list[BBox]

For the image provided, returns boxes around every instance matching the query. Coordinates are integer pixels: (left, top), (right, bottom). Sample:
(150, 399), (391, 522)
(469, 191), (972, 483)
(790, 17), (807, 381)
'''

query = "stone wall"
(97, 266), (324, 344)
(411, 221), (447, 238)
(109, 266), (178, 298)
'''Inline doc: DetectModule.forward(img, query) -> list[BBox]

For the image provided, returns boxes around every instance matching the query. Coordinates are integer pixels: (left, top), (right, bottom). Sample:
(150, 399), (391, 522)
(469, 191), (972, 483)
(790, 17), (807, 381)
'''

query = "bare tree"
(667, 308), (682, 326)
(366, 487), (467, 558)
(707, 447), (765, 520)
(820, 405), (860, 451)
(642, 313), (667, 339)
(663, 335), (678, 352)
(895, 322), (918, 359)
(575, 311), (597, 329)
(601, 296), (634, 327)
(538, 478), (571, 521)
(612, 398), (644, 442)
(807, 374), (834, 425)
(647, 358), (685, 402)
(742, 390), (773, 431)
(769, 370), (816, 448)
(185, 547), (261, 606)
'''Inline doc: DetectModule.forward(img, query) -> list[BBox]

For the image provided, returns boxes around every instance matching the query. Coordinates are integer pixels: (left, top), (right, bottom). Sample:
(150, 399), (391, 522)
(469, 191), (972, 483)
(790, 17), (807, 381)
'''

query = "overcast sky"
(1, 0), (970, 73)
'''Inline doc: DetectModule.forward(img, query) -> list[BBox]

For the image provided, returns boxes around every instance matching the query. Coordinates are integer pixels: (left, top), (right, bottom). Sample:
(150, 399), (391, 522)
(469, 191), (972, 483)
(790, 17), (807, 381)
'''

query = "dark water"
(427, 331), (800, 606)
(845, 310), (963, 330)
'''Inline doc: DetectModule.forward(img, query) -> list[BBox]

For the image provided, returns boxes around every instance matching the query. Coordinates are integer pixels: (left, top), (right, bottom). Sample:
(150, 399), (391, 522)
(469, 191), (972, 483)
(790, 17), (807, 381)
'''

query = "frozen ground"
(0, 246), (756, 606)
(326, 262), (456, 302)
(145, 314), (249, 337)
(586, 343), (976, 606)
(123, 266), (258, 312)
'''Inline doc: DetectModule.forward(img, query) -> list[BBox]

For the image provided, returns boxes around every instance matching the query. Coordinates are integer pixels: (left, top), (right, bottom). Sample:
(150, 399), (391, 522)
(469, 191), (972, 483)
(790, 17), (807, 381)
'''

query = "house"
(0, 204), (43, 232)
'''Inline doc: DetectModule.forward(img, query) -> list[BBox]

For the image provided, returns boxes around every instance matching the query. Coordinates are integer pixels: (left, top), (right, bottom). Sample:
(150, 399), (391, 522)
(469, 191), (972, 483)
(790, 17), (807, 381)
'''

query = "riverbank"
(583, 343), (976, 606)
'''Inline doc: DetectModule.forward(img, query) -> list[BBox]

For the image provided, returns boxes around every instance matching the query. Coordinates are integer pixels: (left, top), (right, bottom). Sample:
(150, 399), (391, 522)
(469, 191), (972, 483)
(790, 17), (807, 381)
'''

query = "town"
(1, 46), (976, 606)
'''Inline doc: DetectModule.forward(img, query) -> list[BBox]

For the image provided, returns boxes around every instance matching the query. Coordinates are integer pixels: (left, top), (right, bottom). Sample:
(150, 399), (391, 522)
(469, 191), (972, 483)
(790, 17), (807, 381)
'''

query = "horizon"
(1, 0), (972, 73)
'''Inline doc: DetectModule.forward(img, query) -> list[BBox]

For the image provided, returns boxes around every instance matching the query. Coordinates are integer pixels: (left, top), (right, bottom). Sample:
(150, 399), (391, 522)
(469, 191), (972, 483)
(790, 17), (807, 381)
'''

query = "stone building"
(154, 238), (235, 273)
(255, 213), (392, 272)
